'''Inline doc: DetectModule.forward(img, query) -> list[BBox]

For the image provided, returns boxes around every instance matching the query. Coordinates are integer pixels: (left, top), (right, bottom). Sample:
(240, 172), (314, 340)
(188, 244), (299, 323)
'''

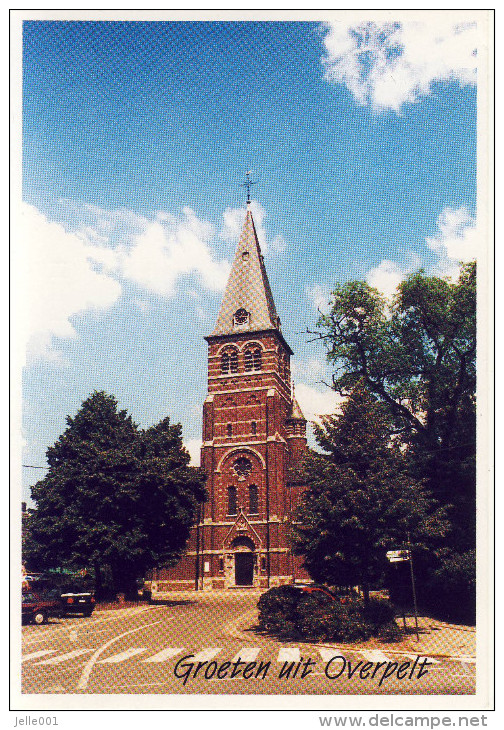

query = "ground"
(20, 590), (475, 701)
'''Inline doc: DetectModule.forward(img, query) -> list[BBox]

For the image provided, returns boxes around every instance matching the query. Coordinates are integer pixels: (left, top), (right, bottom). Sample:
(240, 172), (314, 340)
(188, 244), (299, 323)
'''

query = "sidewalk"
(388, 615), (476, 660)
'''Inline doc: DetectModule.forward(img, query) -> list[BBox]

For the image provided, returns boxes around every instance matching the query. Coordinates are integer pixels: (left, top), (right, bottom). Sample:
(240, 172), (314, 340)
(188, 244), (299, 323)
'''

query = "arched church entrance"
(231, 537), (255, 586)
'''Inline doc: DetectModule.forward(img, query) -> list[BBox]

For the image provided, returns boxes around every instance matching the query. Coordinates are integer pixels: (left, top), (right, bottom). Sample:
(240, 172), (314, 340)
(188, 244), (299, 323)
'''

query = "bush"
(425, 550), (476, 624)
(361, 598), (396, 630)
(257, 586), (399, 643)
(257, 585), (304, 639)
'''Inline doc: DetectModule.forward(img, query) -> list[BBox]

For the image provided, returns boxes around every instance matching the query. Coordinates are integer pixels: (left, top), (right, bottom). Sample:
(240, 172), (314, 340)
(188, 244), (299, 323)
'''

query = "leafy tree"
(292, 384), (449, 603)
(26, 391), (207, 597)
(314, 262), (476, 552)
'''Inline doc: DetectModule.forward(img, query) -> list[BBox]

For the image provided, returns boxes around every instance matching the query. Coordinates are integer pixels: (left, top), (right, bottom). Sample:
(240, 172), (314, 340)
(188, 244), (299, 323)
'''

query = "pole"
(407, 532), (420, 641)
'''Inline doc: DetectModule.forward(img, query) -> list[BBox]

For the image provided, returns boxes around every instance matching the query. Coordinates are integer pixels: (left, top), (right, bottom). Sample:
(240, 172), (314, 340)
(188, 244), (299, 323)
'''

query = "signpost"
(387, 534), (420, 641)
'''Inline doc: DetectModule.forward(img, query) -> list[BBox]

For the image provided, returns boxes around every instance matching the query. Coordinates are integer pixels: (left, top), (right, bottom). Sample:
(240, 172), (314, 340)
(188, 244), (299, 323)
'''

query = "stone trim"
(185, 547), (291, 556)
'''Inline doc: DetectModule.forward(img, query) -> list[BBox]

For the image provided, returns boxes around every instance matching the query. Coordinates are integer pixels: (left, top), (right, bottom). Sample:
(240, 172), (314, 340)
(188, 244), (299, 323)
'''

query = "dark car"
(59, 590), (95, 617)
(25, 576), (96, 618)
(22, 590), (61, 625)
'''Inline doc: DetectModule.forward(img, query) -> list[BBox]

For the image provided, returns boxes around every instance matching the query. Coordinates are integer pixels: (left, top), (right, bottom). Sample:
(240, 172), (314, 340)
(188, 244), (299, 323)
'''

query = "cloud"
(220, 200), (286, 255)
(294, 383), (345, 424)
(426, 206), (478, 275)
(306, 284), (332, 314)
(57, 201), (232, 298)
(58, 199), (149, 245)
(14, 203), (122, 364)
(366, 259), (408, 300)
(366, 207), (476, 298)
(120, 210), (230, 297)
(17, 197), (291, 363)
(184, 438), (201, 467)
(321, 20), (477, 113)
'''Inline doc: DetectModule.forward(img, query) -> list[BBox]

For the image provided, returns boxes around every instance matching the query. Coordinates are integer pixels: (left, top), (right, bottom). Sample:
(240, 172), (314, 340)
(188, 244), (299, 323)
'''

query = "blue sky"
(19, 16), (482, 504)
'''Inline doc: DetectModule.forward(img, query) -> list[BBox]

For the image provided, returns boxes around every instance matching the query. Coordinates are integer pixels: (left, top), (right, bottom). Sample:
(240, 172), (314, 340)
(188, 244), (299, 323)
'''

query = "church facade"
(152, 203), (309, 592)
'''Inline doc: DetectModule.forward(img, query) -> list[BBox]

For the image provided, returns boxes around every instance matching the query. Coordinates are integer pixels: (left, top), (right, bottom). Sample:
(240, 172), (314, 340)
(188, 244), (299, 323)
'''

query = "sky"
(18, 14), (483, 505)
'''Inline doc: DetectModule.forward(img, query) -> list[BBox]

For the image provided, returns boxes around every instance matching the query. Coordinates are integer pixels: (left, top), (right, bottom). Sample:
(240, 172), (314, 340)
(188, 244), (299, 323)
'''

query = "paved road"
(21, 593), (475, 697)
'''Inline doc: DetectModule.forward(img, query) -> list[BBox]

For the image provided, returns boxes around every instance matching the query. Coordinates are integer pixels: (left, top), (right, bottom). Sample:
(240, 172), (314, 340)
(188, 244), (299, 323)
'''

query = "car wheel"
(33, 610), (47, 625)
(82, 609), (94, 617)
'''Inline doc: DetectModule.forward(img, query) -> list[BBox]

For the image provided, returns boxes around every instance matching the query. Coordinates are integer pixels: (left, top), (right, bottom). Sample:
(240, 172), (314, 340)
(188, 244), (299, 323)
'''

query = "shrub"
(425, 550), (476, 624)
(257, 586), (399, 643)
(361, 598), (396, 630)
(257, 585), (304, 639)
(296, 593), (345, 642)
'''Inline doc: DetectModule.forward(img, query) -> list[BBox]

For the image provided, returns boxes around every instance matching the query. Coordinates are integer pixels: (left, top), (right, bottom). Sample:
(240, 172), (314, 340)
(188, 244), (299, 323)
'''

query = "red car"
(22, 590), (61, 625)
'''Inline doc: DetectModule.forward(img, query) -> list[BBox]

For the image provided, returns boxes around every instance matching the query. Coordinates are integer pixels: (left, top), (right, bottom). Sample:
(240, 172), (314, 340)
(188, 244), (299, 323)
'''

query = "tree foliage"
(25, 391), (207, 596)
(314, 262), (476, 551)
(293, 384), (449, 601)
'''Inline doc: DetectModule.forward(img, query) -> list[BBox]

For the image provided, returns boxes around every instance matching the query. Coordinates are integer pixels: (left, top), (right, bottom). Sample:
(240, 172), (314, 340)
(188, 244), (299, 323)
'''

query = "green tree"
(26, 391), (207, 597)
(292, 384), (449, 603)
(314, 262), (476, 552)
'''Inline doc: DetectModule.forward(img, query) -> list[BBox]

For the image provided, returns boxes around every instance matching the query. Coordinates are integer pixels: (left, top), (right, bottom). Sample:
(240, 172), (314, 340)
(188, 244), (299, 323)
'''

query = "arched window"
(227, 487), (237, 516)
(244, 349), (253, 372)
(252, 348), (262, 371)
(245, 347), (262, 372)
(281, 353), (289, 379)
(248, 485), (258, 515)
(221, 351), (230, 374)
(221, 348), (238, 374)
(230, 349), (238, 373)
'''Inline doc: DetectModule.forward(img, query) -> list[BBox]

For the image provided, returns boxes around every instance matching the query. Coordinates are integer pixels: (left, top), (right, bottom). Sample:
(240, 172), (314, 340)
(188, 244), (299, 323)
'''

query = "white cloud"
(55, 201), (232, 299)
(366, 206), (476, 298)
(426, 206), (478, 276)
(294, 383), (345, 424)
(220, 200), (286, 255)
(366, 259), (408, 300)
(321, 20), (477, 113)
(58, 199), (149, 244)
(184, 438), (201, 467)
(306, 284), (331, 314)
(120, 212), (230, 297)
(14, 203), (122, 364)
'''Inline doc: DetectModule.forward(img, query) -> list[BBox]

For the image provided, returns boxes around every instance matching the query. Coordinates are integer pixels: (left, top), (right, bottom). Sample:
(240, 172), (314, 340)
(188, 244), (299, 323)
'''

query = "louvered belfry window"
(244, 347), (262, 372)
(252, 348), (262, 371)
(221, 348), (238, 374)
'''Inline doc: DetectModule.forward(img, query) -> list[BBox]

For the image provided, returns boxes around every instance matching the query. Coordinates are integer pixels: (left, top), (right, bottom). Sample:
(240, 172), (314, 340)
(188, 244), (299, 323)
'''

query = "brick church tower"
(154, 201), (308, 592)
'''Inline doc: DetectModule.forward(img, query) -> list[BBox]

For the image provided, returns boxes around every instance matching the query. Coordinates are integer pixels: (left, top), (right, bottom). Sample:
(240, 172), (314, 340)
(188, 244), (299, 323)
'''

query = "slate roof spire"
(211, 204), (281, 336)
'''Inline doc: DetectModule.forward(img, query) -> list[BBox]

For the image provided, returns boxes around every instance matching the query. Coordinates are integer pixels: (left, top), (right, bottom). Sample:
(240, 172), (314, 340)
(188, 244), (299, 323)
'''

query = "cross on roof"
(241, 170), (257, 204)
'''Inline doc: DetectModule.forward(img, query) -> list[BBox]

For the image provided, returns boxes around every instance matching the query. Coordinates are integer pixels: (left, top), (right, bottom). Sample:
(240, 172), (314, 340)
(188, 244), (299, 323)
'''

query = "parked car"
(293, 582), (359, 604)
(24, 576), (96, 618)
(294, 583), (337, 601)
(59, 588), (95, 617)
(22, 590), (61, 625)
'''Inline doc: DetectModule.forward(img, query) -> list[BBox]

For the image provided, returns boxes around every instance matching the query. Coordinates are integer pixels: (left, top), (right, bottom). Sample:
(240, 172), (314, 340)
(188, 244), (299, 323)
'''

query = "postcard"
(10, 8), (494, 721)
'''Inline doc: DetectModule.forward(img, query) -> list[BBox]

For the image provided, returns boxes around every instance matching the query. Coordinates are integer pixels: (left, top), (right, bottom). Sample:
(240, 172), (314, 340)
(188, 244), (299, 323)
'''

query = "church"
(152, 198), (309, 592)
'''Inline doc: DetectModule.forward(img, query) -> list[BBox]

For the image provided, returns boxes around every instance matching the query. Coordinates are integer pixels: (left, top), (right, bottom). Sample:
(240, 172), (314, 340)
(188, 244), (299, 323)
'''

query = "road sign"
(386, 550), (411, 562)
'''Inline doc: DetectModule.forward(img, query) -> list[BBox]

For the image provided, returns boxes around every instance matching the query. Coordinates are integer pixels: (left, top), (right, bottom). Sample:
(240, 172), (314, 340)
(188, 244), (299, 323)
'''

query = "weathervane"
(241, 170), (257, 204)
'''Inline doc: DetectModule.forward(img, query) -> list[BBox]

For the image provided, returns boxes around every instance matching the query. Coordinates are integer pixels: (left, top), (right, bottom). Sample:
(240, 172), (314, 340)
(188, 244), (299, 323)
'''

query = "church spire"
(211, 205), (280, 337)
